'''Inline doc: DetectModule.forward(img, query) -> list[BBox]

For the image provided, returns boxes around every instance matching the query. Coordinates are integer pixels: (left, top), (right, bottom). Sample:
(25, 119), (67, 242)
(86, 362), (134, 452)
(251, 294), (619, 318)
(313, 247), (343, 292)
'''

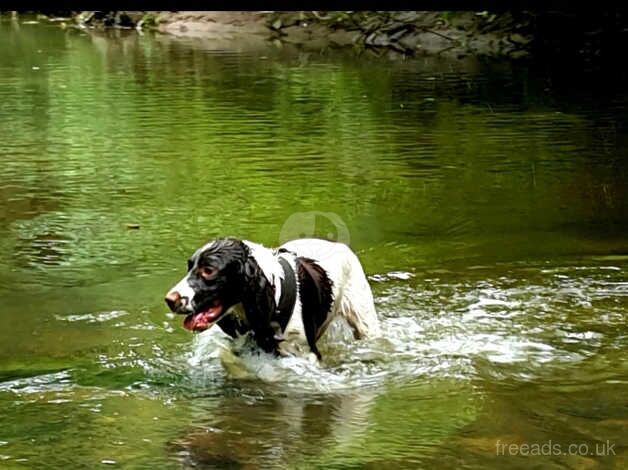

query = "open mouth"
(183, 300), (223, 332)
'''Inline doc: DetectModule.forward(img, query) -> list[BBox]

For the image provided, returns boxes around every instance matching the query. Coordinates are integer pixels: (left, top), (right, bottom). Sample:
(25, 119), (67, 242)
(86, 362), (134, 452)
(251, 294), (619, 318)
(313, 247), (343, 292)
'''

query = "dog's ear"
(296, 257), (334, 360)
(240, 255), (278, 353)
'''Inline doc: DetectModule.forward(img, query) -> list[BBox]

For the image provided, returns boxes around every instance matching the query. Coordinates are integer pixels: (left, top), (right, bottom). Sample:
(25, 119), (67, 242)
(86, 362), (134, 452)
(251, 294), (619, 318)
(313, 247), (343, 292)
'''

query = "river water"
(0, 19), (627, 469)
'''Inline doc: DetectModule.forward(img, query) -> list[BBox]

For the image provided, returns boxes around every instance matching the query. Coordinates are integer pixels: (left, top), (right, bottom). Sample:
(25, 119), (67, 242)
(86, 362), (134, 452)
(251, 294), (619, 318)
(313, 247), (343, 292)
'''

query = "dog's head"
(165, 238), (250, 332)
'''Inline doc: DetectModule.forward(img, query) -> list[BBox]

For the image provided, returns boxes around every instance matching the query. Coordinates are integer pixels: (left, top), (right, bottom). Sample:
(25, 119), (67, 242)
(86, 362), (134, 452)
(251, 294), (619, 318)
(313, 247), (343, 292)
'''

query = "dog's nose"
(165, 291), (182, 312)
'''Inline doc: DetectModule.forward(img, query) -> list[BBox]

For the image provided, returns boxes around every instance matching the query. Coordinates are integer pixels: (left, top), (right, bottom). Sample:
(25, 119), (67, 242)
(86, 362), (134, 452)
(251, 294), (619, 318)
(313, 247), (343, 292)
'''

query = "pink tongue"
(183, 304), (222, 331)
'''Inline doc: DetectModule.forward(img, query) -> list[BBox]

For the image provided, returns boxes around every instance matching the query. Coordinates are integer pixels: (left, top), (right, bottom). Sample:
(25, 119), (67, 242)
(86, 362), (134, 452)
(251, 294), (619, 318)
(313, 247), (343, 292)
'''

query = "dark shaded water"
(0, 18), (627, 469)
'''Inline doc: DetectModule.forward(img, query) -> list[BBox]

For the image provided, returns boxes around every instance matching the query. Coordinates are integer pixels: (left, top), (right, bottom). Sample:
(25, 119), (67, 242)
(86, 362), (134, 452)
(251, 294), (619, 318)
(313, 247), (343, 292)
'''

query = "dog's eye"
(198, 266), (217, 280)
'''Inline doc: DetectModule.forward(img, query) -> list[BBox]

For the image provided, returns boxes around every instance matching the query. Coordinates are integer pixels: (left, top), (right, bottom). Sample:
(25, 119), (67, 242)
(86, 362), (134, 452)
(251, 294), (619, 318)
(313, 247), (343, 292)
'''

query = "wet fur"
(296, 257), (334, 360)
(166, 237), (381, 359)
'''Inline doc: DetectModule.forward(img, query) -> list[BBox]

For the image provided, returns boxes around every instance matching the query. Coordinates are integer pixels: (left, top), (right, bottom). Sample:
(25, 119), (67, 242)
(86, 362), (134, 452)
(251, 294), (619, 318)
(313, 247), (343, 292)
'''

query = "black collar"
(275, 256), (297, 333)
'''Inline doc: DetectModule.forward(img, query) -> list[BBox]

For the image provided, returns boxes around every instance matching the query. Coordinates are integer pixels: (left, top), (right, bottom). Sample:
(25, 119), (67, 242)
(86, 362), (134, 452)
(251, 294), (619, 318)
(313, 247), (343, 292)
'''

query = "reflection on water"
(0, 19), (627, 470)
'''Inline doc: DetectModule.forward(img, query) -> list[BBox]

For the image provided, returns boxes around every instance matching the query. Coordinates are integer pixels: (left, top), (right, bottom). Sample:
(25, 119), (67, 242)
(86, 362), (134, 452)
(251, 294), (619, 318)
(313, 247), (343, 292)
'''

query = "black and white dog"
(165, 237), (381, 359)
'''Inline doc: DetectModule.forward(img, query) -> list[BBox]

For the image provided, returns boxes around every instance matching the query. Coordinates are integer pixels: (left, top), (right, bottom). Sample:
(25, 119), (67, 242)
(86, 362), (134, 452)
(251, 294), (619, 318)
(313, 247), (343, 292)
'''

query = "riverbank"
(154, 11), (533, 59)
(56, 11), (535, 59)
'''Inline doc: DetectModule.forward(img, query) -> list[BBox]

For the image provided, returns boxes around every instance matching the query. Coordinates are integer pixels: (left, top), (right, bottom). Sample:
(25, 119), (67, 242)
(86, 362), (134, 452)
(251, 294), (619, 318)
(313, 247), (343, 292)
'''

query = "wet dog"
(165, 237), (380, 359)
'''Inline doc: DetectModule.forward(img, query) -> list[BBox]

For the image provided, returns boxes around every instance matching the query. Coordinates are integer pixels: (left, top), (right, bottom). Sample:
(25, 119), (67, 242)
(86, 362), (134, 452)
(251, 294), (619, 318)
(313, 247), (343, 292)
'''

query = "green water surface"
(0, 19), (627, 469)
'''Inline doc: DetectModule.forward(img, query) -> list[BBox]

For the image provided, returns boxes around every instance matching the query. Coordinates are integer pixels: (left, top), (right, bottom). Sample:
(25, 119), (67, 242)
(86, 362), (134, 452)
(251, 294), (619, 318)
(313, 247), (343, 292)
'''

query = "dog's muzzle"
(165, 289), (224, 332)
(165, 291), (189, 313)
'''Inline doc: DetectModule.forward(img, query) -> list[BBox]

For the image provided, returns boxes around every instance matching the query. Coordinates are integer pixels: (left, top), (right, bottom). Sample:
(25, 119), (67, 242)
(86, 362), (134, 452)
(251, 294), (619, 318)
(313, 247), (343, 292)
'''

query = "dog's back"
(280, 238), (381, 340)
